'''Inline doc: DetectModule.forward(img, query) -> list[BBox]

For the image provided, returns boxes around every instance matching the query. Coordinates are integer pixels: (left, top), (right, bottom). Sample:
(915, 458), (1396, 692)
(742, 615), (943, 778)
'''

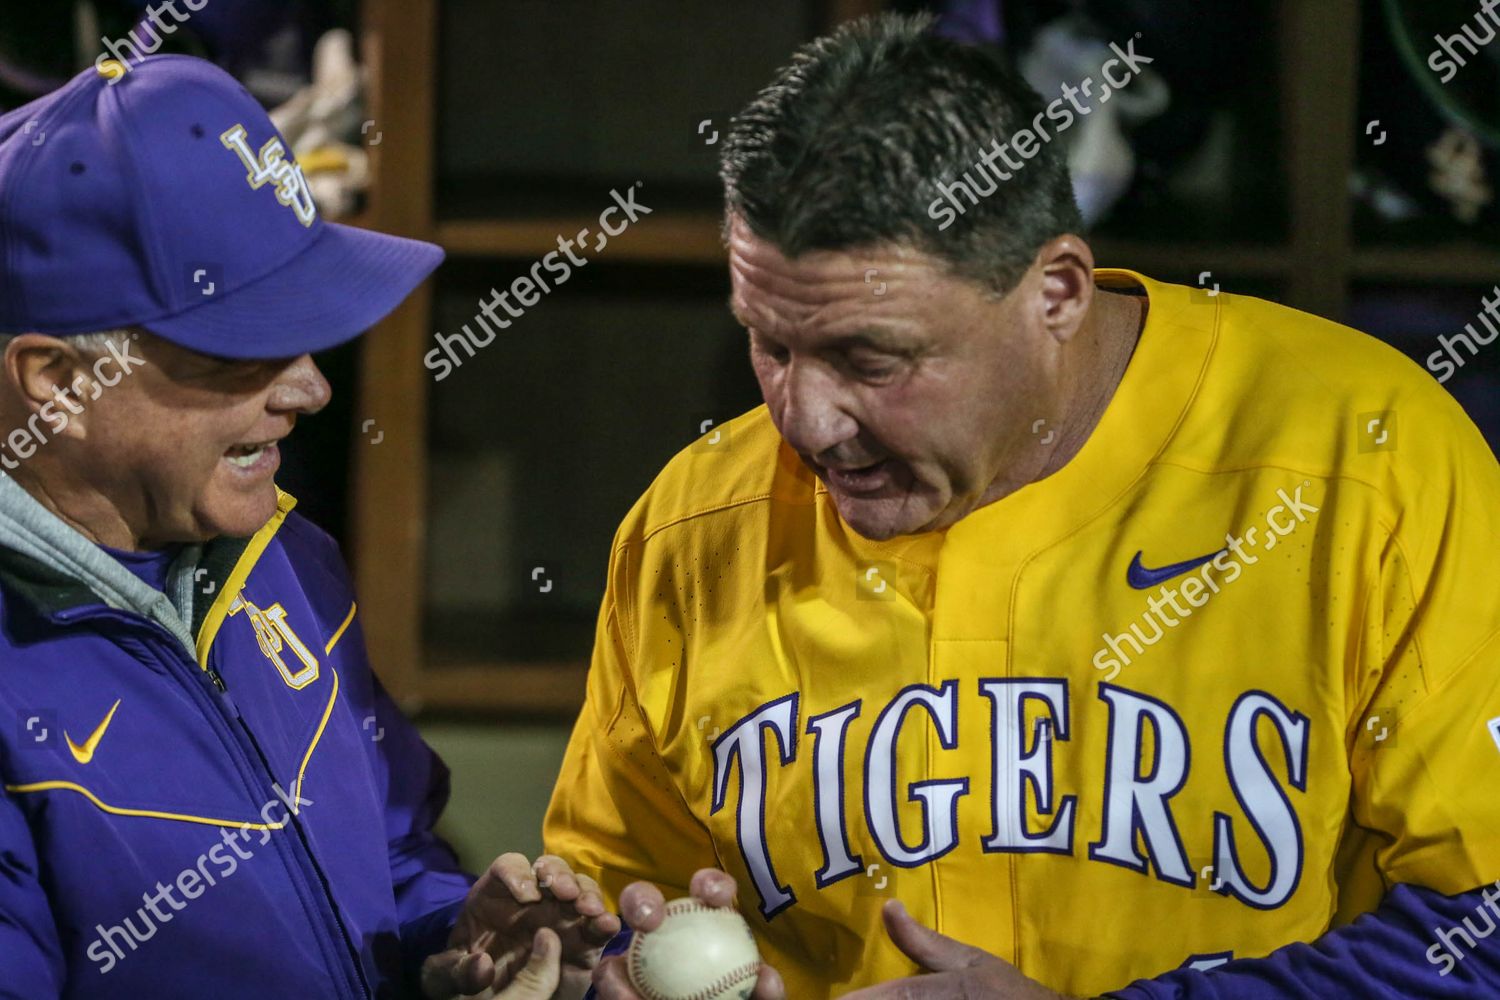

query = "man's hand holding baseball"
(593, 868), (1076, 1000)
(591, 868), (786, 1000)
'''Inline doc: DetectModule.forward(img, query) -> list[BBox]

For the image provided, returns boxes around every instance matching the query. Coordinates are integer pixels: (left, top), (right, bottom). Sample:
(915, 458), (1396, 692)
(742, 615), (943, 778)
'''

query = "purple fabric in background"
(0, 56), (67, 99)
(126, 0), (294, 64)
(1348, 284), (1500, 456)
(932, 0), (1006, 46)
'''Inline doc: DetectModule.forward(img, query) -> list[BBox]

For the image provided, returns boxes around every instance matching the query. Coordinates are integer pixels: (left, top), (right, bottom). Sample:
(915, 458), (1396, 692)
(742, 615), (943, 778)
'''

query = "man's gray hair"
(0, 330), (132, 354)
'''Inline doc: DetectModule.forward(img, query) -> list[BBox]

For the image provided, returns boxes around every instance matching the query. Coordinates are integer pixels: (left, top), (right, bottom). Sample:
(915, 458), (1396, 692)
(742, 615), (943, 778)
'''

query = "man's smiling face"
(54, 332), (333, 548)
(727, 215), (1063, 540)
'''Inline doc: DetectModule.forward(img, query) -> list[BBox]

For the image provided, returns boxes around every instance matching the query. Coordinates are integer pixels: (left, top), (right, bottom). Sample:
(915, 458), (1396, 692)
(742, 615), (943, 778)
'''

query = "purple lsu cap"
(0, 54), (442, 359)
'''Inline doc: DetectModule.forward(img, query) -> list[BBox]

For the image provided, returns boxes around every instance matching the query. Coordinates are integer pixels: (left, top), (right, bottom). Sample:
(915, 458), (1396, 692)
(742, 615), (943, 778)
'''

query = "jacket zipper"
(198, 657), (376, 1000)
(97, 612), (374, 1000)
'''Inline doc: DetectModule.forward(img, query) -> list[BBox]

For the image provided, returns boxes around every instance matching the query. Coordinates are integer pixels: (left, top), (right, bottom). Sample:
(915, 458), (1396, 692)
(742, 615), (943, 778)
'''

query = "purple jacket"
(0, 489), (472, 998)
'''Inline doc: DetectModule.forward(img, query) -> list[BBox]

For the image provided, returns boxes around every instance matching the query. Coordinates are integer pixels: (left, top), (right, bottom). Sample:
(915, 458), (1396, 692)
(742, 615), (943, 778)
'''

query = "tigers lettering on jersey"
(545, 270), (1500, 998)
(711, 680), (1308, 919)
(219, 124), (317, 227)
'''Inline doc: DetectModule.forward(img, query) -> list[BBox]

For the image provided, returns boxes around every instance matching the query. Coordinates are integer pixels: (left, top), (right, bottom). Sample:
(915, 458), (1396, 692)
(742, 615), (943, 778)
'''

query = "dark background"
(2, 0), (1496, 671)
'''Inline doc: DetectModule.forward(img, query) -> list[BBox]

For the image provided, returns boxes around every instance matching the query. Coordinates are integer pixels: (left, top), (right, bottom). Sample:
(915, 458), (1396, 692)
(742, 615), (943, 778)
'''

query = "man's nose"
(268, 354), (332, 414)
(775, 361), (855, 458)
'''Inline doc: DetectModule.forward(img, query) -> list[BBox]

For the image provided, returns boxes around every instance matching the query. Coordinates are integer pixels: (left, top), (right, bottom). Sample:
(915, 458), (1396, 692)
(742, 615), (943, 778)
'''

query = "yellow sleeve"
(1350, 389), (1500, 894)
(542, 539), (716, 907)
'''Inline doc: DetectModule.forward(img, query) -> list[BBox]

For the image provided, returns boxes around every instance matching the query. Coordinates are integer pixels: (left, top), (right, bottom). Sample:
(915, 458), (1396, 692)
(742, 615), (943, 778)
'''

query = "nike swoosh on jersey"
(65, 699), (122, 764)
(1126, 550), (1222, 589)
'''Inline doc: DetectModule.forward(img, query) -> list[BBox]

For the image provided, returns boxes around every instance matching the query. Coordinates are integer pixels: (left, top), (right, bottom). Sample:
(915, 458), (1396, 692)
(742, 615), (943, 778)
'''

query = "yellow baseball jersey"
(543, 268), (1500, 996)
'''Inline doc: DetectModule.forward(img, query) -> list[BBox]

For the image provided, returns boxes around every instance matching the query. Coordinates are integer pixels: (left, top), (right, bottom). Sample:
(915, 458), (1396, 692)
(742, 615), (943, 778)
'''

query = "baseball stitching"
(627, 901), (761, 1000)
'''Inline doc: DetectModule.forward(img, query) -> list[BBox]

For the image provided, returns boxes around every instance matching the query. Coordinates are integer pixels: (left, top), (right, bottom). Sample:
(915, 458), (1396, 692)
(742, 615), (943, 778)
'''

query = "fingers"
(495, 928), (562, 1000)
(688, 868), (739, 909)
(532, 857), (621, 944)
(595, 872), (776, 1000)
(419, 945), (497, 999)
(591, 954), (643, 1000)
(754, 962), (787, 1000)
(879, 899), (984, 974)
(573, 871), (622, 943)
(486, 852), (544, 905)
(618, 869), (735, 937)
(532, 854), (581, 902)
(619, 881), (667, 933)
(535, 856), (612, 922)
(460, 852), (622, 972)
(572, 871), (609, 918)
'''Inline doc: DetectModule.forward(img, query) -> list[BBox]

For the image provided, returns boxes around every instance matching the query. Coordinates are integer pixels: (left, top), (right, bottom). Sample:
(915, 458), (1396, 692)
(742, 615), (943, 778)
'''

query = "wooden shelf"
(1350, 244), (1500, 284)
(352, 0), (1448, 720)
(354, 0), (440, 709)
(407, 660), (590, 717)
(1089, 239), (1293, 280)
(437, 213), (726, 264)
(434, 217), (1296, 279)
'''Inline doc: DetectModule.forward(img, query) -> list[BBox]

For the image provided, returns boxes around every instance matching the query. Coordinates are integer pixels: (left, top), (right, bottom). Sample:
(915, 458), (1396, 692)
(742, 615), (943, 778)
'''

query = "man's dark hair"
(720, 13), (1083, 294)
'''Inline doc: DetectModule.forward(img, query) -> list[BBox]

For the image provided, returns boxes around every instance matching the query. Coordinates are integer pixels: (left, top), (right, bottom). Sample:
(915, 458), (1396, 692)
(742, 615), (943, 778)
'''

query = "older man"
(0, 56), (614, 998)
(545, 14), (1500, 1000)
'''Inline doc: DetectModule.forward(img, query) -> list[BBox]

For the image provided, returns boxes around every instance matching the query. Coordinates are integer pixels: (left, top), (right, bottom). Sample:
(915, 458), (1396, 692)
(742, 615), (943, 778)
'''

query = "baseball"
(626, 898), (762, 1000)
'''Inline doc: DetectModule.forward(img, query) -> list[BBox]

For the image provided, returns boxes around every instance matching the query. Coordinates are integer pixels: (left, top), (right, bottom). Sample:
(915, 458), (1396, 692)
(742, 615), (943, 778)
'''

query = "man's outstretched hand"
(841, 899), (1078, 1000)
(584, 866), (1074, 1000)
(590, 868), (786, 1000)
(422, 852), (621, 1000)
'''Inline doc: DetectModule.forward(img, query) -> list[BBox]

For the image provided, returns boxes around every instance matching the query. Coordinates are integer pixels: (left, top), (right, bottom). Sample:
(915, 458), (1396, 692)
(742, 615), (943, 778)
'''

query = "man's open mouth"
(825, 459), (893, 494)
(224, 440), (277, 469)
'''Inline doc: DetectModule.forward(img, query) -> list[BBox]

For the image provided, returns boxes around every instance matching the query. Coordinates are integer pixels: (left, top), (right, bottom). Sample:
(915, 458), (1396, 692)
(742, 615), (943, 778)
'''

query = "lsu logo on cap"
(219, 124), (317, 228)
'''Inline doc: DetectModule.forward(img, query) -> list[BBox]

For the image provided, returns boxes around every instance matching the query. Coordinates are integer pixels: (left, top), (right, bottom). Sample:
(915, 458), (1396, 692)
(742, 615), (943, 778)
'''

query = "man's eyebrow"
(825, 330), (918, 353)
(726, 305), (916, 353)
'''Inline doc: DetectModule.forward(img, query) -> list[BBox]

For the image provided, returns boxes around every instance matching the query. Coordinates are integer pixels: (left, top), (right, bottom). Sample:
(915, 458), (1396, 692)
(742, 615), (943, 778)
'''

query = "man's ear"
(1032, 234), (1095, 344)
(3, 334), (96, 438)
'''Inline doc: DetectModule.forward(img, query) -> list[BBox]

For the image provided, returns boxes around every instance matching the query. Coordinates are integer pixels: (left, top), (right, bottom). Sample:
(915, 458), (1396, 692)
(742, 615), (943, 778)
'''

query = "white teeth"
(225, 446), (266, 468)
